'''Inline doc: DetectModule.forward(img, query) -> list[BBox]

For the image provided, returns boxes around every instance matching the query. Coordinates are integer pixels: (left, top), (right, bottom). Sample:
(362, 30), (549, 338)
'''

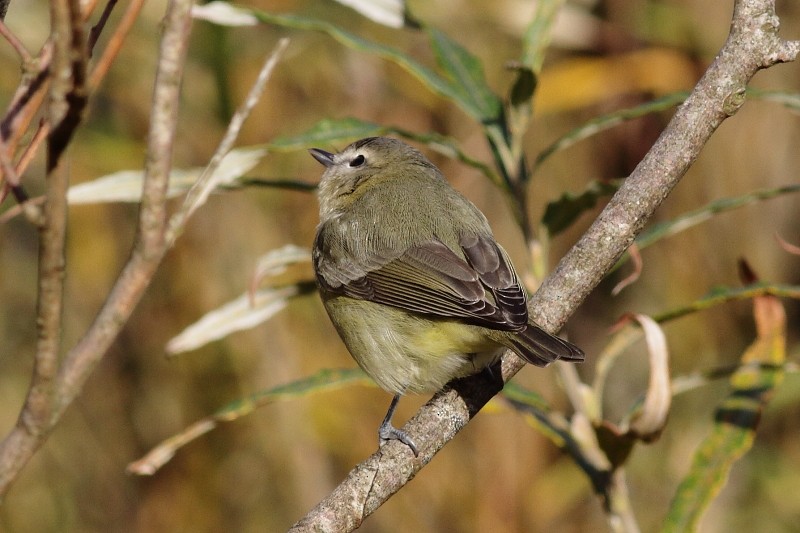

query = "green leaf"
(267, 118), (385, 150)
(128, 368), (372, 475)
(653, 282), (800, 323)
(636, 183), (800, 250)
(249, 9), (486, 121)
(747, 88), (800, 111)
(534, 92), (689, 169)
(605, 183), (800, 275)
(509, 65), (537, 109)
(268, 118), (502, 186)
(425, 26), (503, 122)
(542, 179), (622, 236)
(520, 0), (566, 74)
(663, 294), (786, 531)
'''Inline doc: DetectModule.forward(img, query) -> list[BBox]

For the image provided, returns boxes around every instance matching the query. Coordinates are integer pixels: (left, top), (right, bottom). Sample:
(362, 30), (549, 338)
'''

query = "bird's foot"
(379, 421), (419, 457)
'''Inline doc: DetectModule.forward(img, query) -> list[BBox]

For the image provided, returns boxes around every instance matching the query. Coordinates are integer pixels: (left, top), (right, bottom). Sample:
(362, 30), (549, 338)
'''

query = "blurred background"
(0, 0), (799, 531)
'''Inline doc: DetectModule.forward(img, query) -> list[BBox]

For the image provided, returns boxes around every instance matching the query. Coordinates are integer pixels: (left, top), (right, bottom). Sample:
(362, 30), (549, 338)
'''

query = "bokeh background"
(1, 0), (799, 531)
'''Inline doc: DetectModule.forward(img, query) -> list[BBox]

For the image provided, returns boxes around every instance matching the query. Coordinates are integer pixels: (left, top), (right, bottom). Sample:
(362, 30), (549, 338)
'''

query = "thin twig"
(165, 37), (290, 245)
(87, 0), (118, 55)
(0, 135), (19, 187)
(0, 19), (31, 61)
(47, 0), (88, 165)
(88, 0), (145, 90)
(0, 0), (125, 187)
(0, 42), (51, 172)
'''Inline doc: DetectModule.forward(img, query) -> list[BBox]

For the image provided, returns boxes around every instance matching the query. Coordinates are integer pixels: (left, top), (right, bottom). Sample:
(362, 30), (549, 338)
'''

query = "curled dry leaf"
(623, 313), (671, 440)
(611, 242), (643, 296)
(775, 232), (800, 255)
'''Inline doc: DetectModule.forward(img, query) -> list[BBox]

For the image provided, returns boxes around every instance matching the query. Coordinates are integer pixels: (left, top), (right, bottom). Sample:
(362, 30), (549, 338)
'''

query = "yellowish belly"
(322, 296), (503, 394)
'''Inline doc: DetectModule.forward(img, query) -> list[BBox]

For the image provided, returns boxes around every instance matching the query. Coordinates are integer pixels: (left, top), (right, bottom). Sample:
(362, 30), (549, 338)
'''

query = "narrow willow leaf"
(331, 0), (405, 28)
(249, 245), (313, 299)
(249, 9), (476, 119)
(268, 118), (501, 186)
(508, 0), (564, 165)
(426, 26), (502, 121)
(192, 2), (258, 26)
(604, 183), (800, 275)
(166, 283), (315, 355)
(635, 183), (800, 250)
(503, 383), (574, 450)
(653, 282), (800, 323)
(663, 294), (786, 531)
(542, 179), (621, 236)
(534, 92), (688, 168)
(520, 0), (566, 73)
(253, 244), (312, 279)
(67, 169), (196, 204)
(747, 88), (800, 111)
(505, 382), (613, 491)
(68, 147), (266, 204)
(267, 118), (385, 150)
(127, 368), (371, 475)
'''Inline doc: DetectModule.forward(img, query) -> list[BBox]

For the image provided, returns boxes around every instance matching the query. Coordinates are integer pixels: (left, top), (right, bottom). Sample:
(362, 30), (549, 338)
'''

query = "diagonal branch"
(290, 0), (799, 529)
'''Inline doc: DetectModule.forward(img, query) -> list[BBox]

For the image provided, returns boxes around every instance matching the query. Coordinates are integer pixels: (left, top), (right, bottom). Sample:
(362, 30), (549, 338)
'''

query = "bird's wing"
(316, 233), (529, 332)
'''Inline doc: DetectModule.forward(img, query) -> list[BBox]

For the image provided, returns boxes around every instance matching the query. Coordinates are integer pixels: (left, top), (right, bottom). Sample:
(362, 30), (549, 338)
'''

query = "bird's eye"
(349, 154), (366, 167)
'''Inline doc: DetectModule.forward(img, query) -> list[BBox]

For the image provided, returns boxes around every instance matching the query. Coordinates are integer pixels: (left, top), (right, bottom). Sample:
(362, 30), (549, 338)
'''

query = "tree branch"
(290, 0), (799, 529)
(0, 0), (290, 500)
(0, 0), (194, 500)
(54, 0), (195, 414)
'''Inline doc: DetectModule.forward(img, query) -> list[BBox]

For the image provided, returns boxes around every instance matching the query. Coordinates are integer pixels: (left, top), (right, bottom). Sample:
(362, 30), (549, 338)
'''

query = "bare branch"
(165, 37), (290, 245)
(54, 0), (195, 414)
(0, 7), (288, 500)
(0, 0), (195, 500)
(87, 0), (118, 55)
(291, 0), (800, 529)
(0, 19), (31, 61)
(0, 0), (85, 500)
(88, 0), (146, 90)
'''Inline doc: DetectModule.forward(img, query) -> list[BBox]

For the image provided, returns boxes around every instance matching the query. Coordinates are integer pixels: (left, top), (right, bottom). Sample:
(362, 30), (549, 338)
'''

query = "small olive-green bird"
(310, 137), (583, 455)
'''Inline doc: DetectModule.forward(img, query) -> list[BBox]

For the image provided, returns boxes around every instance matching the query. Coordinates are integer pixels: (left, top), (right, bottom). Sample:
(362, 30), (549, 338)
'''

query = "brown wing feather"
(315, 232), (529, 332)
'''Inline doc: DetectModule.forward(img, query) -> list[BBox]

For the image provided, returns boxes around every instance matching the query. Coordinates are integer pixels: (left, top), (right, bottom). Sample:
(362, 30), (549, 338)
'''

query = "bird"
(310, 136), (583, 455)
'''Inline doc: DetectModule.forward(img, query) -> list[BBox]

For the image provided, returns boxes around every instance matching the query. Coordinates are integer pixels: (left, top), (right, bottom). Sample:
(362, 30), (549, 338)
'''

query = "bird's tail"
(503, 323), (584, 367)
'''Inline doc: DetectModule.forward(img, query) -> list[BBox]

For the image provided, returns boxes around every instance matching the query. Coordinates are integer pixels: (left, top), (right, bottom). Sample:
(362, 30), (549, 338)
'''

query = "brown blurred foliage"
(0, 0), (799, 531)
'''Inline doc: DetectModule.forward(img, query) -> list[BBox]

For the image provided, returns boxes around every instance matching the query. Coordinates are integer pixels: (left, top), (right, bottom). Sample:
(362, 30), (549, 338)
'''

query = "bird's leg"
(481, 359), (505, 391)
(378, 394), (419, 456)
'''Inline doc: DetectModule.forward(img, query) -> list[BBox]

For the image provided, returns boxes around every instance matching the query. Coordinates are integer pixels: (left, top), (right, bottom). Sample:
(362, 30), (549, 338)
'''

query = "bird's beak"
(309, 148), (335, 168)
